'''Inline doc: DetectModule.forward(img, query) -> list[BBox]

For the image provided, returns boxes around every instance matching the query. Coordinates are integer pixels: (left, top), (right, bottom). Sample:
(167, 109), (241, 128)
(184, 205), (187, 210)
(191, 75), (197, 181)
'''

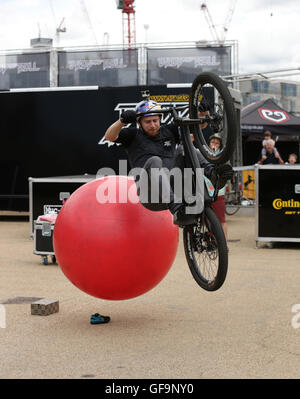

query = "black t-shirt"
(262, 150), (279, 164)
(115, 123), (180, 169)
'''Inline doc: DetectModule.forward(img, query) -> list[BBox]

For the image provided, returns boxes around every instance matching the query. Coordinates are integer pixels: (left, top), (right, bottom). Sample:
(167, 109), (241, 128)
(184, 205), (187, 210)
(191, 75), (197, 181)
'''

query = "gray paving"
(0, 211), (300, 379)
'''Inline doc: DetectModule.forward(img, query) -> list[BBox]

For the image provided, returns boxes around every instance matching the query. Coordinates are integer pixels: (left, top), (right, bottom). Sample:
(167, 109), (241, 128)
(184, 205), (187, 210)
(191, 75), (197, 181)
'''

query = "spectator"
(261, 130), (277, 157)
(257, 139), (284, 165)
(262, 130), (275, 146)
(287, 153), (298, 164)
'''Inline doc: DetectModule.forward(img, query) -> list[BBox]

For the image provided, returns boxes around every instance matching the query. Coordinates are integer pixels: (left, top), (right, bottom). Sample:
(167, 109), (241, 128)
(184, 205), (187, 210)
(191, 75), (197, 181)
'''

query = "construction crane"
(48, 0), (66, 46)
(79, 0), (98, 45)
(116, 0), (136, 48)
(56, 18), (66, 46)
(222, 0), (237, 43)
(56, 18), (66, 34)
(200, 0), (237, 46)
(200, 2), (220, 43)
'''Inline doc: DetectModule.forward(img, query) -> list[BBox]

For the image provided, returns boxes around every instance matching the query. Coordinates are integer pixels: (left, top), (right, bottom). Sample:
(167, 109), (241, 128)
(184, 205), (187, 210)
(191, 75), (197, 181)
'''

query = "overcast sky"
(0, 0), (299, 78)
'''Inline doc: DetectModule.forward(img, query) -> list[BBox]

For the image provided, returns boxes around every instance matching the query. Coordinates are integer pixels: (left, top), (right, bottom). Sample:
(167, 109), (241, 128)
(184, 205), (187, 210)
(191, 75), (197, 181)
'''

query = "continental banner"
(58, 50), (138, 87)
(258, 168), (300, 239)
(147, 46), (232, 85)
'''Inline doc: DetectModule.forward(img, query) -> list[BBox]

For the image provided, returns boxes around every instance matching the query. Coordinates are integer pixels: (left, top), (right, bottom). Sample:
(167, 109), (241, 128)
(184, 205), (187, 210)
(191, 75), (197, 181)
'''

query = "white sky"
(0, 0), (300, 77)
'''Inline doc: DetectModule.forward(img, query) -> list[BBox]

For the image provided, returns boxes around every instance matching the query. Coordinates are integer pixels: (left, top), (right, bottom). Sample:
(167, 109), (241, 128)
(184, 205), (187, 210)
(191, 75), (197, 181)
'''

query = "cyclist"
(105, 100), (233, 226)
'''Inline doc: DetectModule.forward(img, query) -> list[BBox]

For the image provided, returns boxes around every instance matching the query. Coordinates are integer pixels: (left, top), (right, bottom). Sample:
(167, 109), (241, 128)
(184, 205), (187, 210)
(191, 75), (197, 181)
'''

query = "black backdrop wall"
(0, 86), (190, 211)
(242, 139), (300, 166)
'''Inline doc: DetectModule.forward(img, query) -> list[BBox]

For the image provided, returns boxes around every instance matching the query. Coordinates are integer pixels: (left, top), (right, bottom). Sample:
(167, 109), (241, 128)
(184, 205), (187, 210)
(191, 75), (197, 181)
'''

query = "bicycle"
(225, 169), (256, 216)
(225, 172), (242, 216)
(139, 72), (237, 291)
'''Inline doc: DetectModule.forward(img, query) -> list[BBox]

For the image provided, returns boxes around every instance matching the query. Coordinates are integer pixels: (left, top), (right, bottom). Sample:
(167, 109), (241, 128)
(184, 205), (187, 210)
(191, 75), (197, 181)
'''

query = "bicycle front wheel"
(189, 72), (237, 164)
(183, 206), (228, 291)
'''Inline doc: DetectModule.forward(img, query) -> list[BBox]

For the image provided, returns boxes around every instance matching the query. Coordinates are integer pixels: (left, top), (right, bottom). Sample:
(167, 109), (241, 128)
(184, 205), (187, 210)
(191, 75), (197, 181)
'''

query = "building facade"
(239, 79), (300, 115)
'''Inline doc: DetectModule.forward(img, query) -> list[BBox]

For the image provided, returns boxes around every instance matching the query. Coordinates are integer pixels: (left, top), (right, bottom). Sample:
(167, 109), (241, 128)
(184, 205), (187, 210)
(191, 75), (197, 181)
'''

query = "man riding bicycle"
(105, 99), (233, 226)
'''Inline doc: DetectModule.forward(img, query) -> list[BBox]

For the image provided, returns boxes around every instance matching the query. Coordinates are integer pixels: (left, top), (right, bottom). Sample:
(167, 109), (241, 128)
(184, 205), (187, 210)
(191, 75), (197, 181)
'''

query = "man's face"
(265, 142), (274, 153)
(140, 115), (161, 136)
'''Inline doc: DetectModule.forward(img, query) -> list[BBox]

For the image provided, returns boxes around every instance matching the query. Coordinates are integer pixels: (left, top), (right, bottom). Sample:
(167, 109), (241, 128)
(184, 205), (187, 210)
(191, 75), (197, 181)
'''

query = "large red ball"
(53, 176), (179, 300)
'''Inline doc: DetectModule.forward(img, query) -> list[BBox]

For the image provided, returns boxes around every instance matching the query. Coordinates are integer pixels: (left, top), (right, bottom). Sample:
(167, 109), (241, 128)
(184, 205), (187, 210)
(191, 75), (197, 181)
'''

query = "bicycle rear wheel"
(183, 206), (228, 291)
(225, 204), (240, 216)
(189, 72), (237, 164)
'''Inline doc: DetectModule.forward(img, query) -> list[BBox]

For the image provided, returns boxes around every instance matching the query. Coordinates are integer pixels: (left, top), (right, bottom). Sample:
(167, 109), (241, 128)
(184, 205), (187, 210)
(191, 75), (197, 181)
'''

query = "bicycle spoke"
(189, 222), (219, 284)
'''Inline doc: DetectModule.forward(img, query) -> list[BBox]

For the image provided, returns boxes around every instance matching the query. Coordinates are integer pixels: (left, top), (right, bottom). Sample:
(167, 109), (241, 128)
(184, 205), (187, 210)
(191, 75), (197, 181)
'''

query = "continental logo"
(273, 198), (300, 210)
(149, 94), (189, 103)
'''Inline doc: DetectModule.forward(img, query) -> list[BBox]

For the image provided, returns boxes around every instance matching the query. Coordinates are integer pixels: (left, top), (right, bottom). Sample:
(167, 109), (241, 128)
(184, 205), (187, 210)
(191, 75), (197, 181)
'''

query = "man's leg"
(174, 148), (206, 212)
(136, 156), (180, 213)
(130, 155), (197, 226)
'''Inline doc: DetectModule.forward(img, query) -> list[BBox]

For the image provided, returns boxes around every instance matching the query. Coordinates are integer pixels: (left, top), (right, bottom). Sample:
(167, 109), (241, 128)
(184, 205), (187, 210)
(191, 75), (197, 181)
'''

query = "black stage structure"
(1, 86), (241, 213)
(0, 85), (195, 211)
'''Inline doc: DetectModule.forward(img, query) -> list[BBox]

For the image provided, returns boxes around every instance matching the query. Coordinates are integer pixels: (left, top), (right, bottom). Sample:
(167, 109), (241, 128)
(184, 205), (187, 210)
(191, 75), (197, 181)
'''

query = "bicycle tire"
(183, 206), (228, 291)
(225, 204), (240, 216)
(189, 72), (237, 164)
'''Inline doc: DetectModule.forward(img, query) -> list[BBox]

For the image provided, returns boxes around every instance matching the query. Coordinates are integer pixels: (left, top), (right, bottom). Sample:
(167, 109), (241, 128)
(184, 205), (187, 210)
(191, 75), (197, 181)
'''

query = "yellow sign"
(149, 94), (189, 103)
(242, 169), (255, 200)
(272, 198), (300, 210)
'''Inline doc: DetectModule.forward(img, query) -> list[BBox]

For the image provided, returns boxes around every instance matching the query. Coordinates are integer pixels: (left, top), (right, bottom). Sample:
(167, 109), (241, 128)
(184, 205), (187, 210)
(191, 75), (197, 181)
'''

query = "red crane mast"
(117, 0), (136, 48)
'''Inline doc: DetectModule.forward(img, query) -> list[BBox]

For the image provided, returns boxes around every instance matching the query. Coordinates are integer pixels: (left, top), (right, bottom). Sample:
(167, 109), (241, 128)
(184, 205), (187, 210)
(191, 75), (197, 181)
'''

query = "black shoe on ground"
(173, 207), (198, 227)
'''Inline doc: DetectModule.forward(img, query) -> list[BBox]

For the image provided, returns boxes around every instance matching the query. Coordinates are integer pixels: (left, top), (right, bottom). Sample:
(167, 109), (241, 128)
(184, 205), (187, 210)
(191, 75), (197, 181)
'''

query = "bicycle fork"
(179, 124), (207, 214)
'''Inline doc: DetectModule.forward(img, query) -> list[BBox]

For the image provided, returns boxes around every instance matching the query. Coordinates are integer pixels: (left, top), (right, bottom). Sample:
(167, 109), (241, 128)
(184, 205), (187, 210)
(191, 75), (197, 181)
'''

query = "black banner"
(58, 50), (138, 87)
(0, 85), (191, 211)
(258, 167), (300, 239)
(147, 46), (232, 85)
(0, 52), (50, 89)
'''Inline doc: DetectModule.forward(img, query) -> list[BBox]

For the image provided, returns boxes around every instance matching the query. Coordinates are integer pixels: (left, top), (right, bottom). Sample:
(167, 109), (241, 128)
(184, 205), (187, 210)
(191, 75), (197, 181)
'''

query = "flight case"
(29, 174), (96, 237)
(255, 165), (300, 247)
(33, 218), (56, 265)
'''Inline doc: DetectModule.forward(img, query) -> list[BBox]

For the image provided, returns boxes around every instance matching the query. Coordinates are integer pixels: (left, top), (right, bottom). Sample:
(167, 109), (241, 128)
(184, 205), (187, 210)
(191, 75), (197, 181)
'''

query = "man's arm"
(104, 110), (137, 142)
(105, 120), (126, 142)
(257, 155), (267, 165)
(274, 151), (284, 164)
(196, 149), (215, 178)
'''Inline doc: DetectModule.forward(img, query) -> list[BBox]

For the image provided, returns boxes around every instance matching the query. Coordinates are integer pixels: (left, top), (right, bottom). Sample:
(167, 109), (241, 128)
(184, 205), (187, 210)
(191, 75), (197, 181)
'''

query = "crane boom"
(200, 1), (237, 45)
(221, 0), (237, 44)
(56, 18), (66, 33)
(55, 17), (66, 46)
(200, 3), (220, 43)
(79, 0), (98, 45)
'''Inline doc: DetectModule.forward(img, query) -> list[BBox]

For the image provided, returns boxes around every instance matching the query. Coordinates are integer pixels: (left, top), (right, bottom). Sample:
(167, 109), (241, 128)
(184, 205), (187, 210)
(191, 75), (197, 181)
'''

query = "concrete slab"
(0, 213), (300, 379)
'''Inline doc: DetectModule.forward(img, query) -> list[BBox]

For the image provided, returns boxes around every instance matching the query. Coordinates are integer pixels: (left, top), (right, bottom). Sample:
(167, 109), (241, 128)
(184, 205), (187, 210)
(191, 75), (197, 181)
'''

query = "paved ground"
(1, 209), (300, 379)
